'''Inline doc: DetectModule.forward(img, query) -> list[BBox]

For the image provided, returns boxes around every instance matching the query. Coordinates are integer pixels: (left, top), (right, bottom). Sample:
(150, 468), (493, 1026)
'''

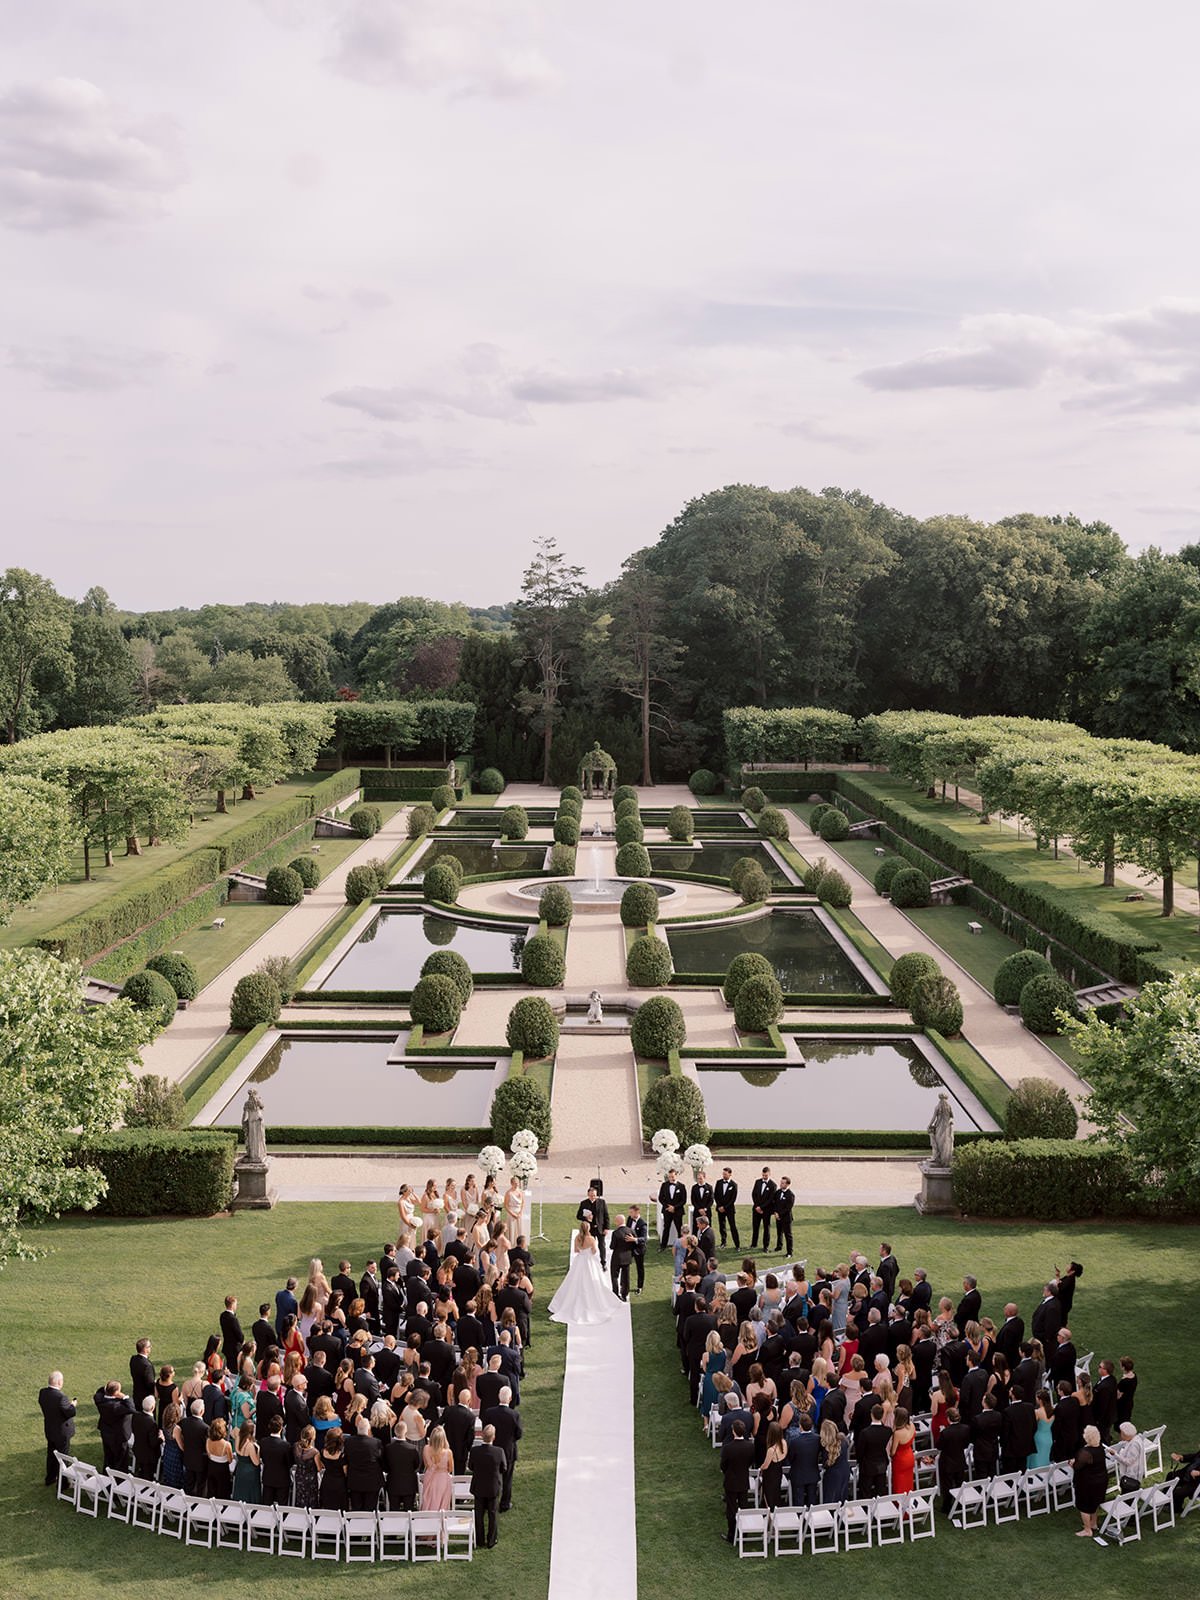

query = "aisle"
(547, 1298), (637, 1600)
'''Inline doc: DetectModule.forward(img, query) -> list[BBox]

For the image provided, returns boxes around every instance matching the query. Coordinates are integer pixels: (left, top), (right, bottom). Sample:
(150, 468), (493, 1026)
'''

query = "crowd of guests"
(40, 1174), (540, 1555)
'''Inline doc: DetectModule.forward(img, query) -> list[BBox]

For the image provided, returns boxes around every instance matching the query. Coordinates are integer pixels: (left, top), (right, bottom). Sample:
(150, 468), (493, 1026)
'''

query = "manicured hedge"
(506, 996), (559, 1058)
(423, 861), (460, 905)
(615, 796), (641, 824)
(909, 973), (963, 1036)
(889, 951), (941, 1007)
(345, 864), (382, 903)
(539, 883), (574, 926)
(641, 1073), (707, 1145)
(616, 842), (652, 878)
(952, 1139), (1133, 1219)
(873, 856), (906, 896)
(631, 994), (686, 1059)
(738, 864), (772, 904)
(408, 803), (437, 838)
(615, 816), (644, 848)
(548, 843), (576, 876)
(711, 1128), (999, 1150)
(490, 1074), (552, 1149)
(409, 973), (463, 1033)
(818, 808), (850, 842)
(431, 783), (456, 811)
(554, 815), (581, 847)
(741, 786), (767, 814)
(734, 972), (785, 1031)
(121, 968), (178, 1030)
(350, 804), (383, 838)
(626, 934), (673, 987)
(1004, 1077), (1079, 1140)
(757, 806), (791, 841)
(475, 768), (506, 795)
(500, 805), (529, 841)
(264, 1125), (490, 1147)
(1019, 972), (1080, 1035)
(230, 971), (282, 1029)
(613, 785), (638, 807)
(666, 805), (694, 842)
(889, 867), (932, 909)
(288, 855), (321, 890)
(420, 949), (474, 1005)
(88, 882), (229, 984)
(302, 769), (363, 811)
(71, 1130), (236, 1216)
(816, 869), (852, 909)
(145, 950), (199, 1001)
(521, 933), (566, 987)
(265, 864), (305, 905)
(36, 847), (224, 963)
(722, 951), (775, 1006)
(621, 881), (660, 928)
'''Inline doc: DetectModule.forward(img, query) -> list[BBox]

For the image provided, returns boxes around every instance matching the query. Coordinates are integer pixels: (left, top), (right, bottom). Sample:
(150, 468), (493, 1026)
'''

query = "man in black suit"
(1052, 1380), (1083, 1461)
(332, 1260), (357, 1305)
(1093, 1359), (1119, 1444)
(219, 1295), (243, 1369)
(284, 1374), (310, 1446)
(443, 1388), (477, 1474)
(695, 1214), (717, 1263)
(93, 1380), (134, 1472)
(627, 1205), (648, 1293)
(935, 1408), (972, 1512)
(720, 1420), (756, 1542)
(38, 1371), (76, 1486)
(457, 1303), (486, 1360)
(959, 1352), (989, 1426)
(857, 1309), (889, 1370)
(857, 1405), (892, 1497)
(202, 1365), (230, 1425)
(384, 1420), (421, 1510)
(691, 1170), (715, 1233)
(256, 1375), (284, 1435)
(1048, 1327), (1077, 1386)
(1001, 1396), (1037, 1473)
(481, 1388), (522, 1512)
(716, 1390), (753, 1445)
(657, 1170), (686, 1249)
(308, 1320), (343, 1367)
(750, 1167), (777, 1251)
(353, 1354), (381, 1406)
(911, 1326), (937, 1412)
(495, 1272), (533, 1347)
(451, 1255), (481, 1312)
(259, 1415), (292, 1505)
(1012, 1342), (1043, 1405)
(788, 1414), (822, 1506)
(774, 1178), (796, 1256)
(970, 1392), (1003, 1476)
(180, 1400), (210, 1494)
(878, 1242), (899, 1301)
(610, 1216), (635, 1300)
(941, 1332), (969, 1388)
(1055, 1260), (1082, 1318)
(995, 1304), (1024, 1370)
(849, 1390), (877, 1457)
(730, 1272), (757, 1323)
(954, 1275), (981, 1332)
(577, 1186), (609, 1267)
(714, 1167), (740, 1249)
(683, 1298), (717, 1405)
(476, 1356), (506, 1415)
(344, 1423), (384, 1510)
(822, 1385), (849, 1436)
(909, 1267), (932, 1318)
(1031, 1284), (1063, 1349)
(470, 1424), (507, 1548)
(359, 1260), (382, 1330)
(380, 1268), (405, 1338)
(129, 1339), (155, 1410)
(131, 1397), (162, 1480)
(307, 1350), (336, 1405)
(887, 1306), (913, 1362)
(251, 1305), (277, 1363)
(274, 1277), (298, 1338)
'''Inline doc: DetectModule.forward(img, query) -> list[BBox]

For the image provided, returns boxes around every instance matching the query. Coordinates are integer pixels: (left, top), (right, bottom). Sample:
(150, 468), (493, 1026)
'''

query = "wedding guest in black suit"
(774, 1179), (796, 1256)
(256, 1375), (284, 1435)
(1031, 1284), (1063, 1348)
(788, 1413), (822, 1505)
(219, 1295), (243, 1369)
(274, 1278), (298, 1338)
(1092, 1360), (1118, 1444)
(470, 1424), (506, 1549)
(909, 1268), (932, 1318)
(628, 1205), (648, 1293)
(1001, 1396), (1037, 1472)
(610, 1217), (635, 1301)
(1052, 1379), (1082, 1461)
(307, 1351), (336, 1404)
(1012, 1342), (1043, 1404)
(93, 1380), (134, 1471)
(1048, 1327), (1077, 1386)
(129, 1340), (155, 1410)
(878, 1243), (899, 1301)
(911, 1326), (937, 1412)
(259, 1415), (292, 1504)
(856, 1406), (892, 1497)
(251, 1306), (276, 1363)
(131, 1397), (163, 1480)
(954, 1276), (981, 1332)
(995, 1304), (1024, 1369)
(695, 1215), (717, 1264)
(481, 1387), (522, 1512)
(959, 1352), (989, 1426)
(714, 1169), (740, 1249)
(38, 1372), (76, 1486)
(657, 1171), (686, 1249)
(720, 1420), (756, 1541)
(935, 1407), (972, 1512)
(359, 1261), (382, 1331)
(284, 1373), (310, 1445)
(691, 1171), (715, 1234)
(344, 1423), (384, 1510)
(180, 1400), (211, 1494)
(384, 1419), (421, 1510)
(750, 1168), (777, 1251)
(1055, 1261), (1082, 1318)
(332, 1261), (357, 1304)
(443, 1389), (476, 1474)
(381, 1269), (405, 1338)
(970, 1392), (1003, 1476)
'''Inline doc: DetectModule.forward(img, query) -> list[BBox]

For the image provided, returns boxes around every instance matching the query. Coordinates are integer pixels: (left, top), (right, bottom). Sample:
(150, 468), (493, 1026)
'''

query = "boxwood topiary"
(909, 973), (964, 1036)
(873, 856), (906, 896)
(423, 861), (460, 905)
(626, 934), (673, 987)
(666, 805), (694, 842)
(561, 785), (583, 806)
(521, 933), (566, 987)
(431, 784), (456, 812)
(409, 973), (462, 1034)
(688, 769), (718, 796)
(557, 798), (582, 824)
(475, 768), (506, 795)
(729, 857), (762, 896)
(500, 804), (529, 841)
(742, 786), (767, 814)
(620, 881), (660, 928)
(506, 995), (559, 1058)
(616, 841), (651, 878)
(613, 784), (638, 807)
(802, 855), (829, 893)
(889, 866), (932, 908)
(345, 863), (381, 903)
(641, 1072), (707, 1145)
(818, 808), (850, 842)
(739, 863), (771, 905)
(436, 854), (464, 887)
(734, 971), (785, 1032)
(351, 804), (383, 838)
(1004, 1076), (1079, 1140)
(631, 994), (686, 1059)
(723, 951), (775, 1006)
(758, 806), (790, 841)
(994, 949), (1054, 1007)
(490, 1073), (552, 1150)
(420, 949), (473, 1005)
(817, 869), (853, 909)
(124, 1073), (188, 1129)
(615, 815), (644, 847)
(1019, 972), (1081, 1035)
(554, 815), (581, 847)
(408, 803), (436, 838)
(889, 951), (942, 1007)
(121, 968), (178, 1030)
(809, 802), (832, 832)
(614, 796), (641, 824)
(265, 865), (305, 906)
(256, 954), (297, 1003)
(230, 971), (281, 1029)
(548, 843), (576, 875)
(539, 883), (574, 926)
(288, 855), (321, 890)
(145, 951), (199, 1001)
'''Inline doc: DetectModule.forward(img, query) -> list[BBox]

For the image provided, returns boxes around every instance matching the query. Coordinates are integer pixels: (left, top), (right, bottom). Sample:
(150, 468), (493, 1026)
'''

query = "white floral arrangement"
(510, 1128), (539, 1155)
(655, 1149), (681, 1179)
(651, 1127), (680, 1156)
(682, 1142), (712, 1175)
(478, 1144), (507, 1178)
(510, 1148), (538, 1184)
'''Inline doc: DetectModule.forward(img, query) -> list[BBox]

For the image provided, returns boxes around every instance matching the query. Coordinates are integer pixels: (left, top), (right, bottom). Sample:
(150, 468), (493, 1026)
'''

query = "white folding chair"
(54, 1453), (81, 1506)
(443, 1510), (476, 1560)
(709, 1408), (721, 1447)
(1143, 1482), (1176, 1532)
(841, 1499), (873, 1548)
(949, 1483), (988, 1530)
(246, 1504), (279, 1553)
(1142, 1426), (1165, 1478)
(278, 1507), (311, 1557)
(1021, 1469), (1052, 1517)
(906, 1491), (937, 1540)
(1098, 1493), (1142, 1545)
(215, 1500), (246, 1549)
(914, 1455), (939, 1491)
(1048, 1463), (1075, 1511)
(735, 1508), (769, 1557)
(772, 1507), (805, 1555)
(377, 1511), (412, 1560)
(106, 1470), (137, 1523)
(131, 1480), (166, 1531)
(310, 1510), (344, 1560)
(343, 1511), (377, 1561)
(807, 1504), (841, 1553)
(451, 1475), (474, 1510)
(747, 1469), (761, 1508)
(411, 1511), (445, 1561)
(989, 1473), (1022, 1524)
(1075, 1351), (1094, 1379)
(873, 1496), (906, 1545)
(157, 1491), (187, 1538)
(185, 1498), (217, 1547)
(1183, 1485), (1200, 1520)
(76, 1470), (113, 1518)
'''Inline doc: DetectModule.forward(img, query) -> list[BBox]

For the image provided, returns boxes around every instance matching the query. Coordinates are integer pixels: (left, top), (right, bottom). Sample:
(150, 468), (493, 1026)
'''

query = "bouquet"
(655, 1149), (680, 1180)
(510, 1128), (539, 1155)
(682, 1142), (712, 1176)
(651, 1127), (680, 1157)
(510, 1148), (538, 1185)
(478, 1144), (506, 1178)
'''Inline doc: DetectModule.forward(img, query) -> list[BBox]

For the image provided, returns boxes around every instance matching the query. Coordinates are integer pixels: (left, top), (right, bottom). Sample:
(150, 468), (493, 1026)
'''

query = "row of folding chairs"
(948, 1464), (1074, 1527)
(55, 1456), (473, 1562)
(1098, 1482), (1180, 1544)
(735, 1491), (938, 1556)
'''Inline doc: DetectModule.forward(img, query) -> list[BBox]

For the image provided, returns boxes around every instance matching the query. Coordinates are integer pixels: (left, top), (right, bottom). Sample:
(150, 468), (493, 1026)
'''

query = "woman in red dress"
(889, 1406), (916, 1493)
(930, 1371), (957, 1444)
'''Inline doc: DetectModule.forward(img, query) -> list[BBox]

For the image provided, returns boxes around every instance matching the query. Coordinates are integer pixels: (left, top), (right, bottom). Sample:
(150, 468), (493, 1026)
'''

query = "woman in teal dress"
(232, 1422), (261, 1503)
(699, 1331), (727, 1424)
(1028, 1390), (1054, 1469)
(229, 1374), (256, 1433)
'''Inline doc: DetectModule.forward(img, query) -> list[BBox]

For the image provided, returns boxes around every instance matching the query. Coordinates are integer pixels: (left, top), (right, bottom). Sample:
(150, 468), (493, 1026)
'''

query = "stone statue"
(591, 817), (604, 837)
(240, 1086), (267, 1164)
(587, 989), (604, 1024)
(927, 1091), (954, 1169)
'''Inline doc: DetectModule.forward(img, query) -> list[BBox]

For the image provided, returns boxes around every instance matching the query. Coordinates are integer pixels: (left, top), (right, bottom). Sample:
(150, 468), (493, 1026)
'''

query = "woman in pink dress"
(420, 1425), (455, 1511)
(889, 1406), (916, 1493)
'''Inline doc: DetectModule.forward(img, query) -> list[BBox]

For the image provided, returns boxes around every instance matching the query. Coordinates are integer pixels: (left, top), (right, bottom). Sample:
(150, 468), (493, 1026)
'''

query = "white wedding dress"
(548, 1233), (618, 1326)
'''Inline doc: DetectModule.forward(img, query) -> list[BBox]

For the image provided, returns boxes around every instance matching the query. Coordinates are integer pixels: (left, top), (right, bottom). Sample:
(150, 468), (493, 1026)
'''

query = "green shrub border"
(266, 1125), (491, 1147)
(182, 1023), (271, 1119)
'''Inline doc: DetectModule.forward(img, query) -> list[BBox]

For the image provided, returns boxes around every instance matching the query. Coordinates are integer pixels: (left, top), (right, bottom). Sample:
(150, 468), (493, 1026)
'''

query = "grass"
(907, 902), (1022, 987)
(633, 1205), (1200, 1598)
(5, 1201), (577, 1600)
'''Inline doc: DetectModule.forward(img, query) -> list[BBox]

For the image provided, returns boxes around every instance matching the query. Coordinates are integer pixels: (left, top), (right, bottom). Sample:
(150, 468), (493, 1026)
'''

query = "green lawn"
(5, 1202), (575, 1600)
(633, 1206), (1200, 1597)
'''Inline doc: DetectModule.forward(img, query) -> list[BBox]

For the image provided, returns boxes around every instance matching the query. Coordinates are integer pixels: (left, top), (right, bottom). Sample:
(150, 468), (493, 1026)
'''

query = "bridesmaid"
(205, 1419), (234, 1498)
(442, 1177), (461, 1246)
(232, 1421), (261, 1503)
(397, 1183), (420, 1244)
(462, 1172), (480, 1219)
(503, 1175), (524, 1237)
(420, 1178), (442, 1238)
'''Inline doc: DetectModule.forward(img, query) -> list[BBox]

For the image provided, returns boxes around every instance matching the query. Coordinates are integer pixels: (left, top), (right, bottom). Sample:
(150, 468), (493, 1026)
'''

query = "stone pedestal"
(232, 1158), (277, 1211)
(914, 1161), (955, 1216)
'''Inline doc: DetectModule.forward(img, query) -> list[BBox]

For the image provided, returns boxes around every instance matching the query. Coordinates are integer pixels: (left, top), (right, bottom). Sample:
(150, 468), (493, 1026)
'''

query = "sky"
(3, 0), (1200, 609)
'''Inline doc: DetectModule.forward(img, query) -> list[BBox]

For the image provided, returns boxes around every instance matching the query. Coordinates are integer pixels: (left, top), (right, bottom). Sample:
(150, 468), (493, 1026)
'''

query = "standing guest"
(1048, 1326), (1077, 1386)
(470, 1423), (506, 1549)
(251, 1304), (276, 1361)
(344, 1420), (384, 1511)
(443, 1388), (477, 1473)
(232, 1422), (261, 1502)
(154, 1365), (179, 1426)
(934, 1407), (972, 1513)
(788, 1413), (822, 1506)
(970, 1392), (1003, 1477)
(93, 1380), (135, 1472)
(132, 1396), (163, 1480)
(129, 1339), (156, 1410)
(750, 1168), (777, 1252)
(657, 1168), (686, 1250)
(293, 1424), (320, 1507)
(1029, 1391), (1054, 1468)
(1055, 1261), (1083, 1318)
(481, 1386), (522, 1513)
(285, 1373), (310, 1446)
(774, 1177), (796, 1257)
(911, 1326), (937, 1413)
(720, 1420), (756, 1542)
(420, 1424), (454, 1510)
(820, 1419), (852, 1504)
(1001, 1393), (1037, 1474)
(760, 1422), (788, 1511)
(384, 1418), (421, 1511)
(930, 1372), (957, 1445)
(1031, 1283), (1063, 1348)
(628, 1205), (648, 1294)
(878, 1243), (899, 1301)
(1116, 1357), (1138, 1426)
(359, 1259), (383, 1331)
(160, 1405), (186, 1489)
(274, 1277), (299, 1338)
(219, 1296), (243, 1370)
(714, 1167), (740, 1249)
(179, 1400), (210, 1493)
(856, 1404), (892, 1498)
(205, 1419), (234, 1498)
(1052, 1378), (1083, 1462)
(830, 1266), (851, 1336)
(909, 1267), (933, 1318)
(38, 1372), (76, 1487)
(202, 1363), (230, 1425)
(995, 1304), (1024, 1369)
(889, 1406), (916, 1493)
(691, 1169), (715, 1234)
(259, 1414), (292, 1504)
(1092, 1359), (1118, 1444)
(318, 1430), (348, 1509)
(331, 1259), (357, 1305)
(954, 1276), (981, 1332)
(959, 1352), (989, 1426)
(1012, 1341), (1044, 1405)
(1072, 1424), (1108, 1538)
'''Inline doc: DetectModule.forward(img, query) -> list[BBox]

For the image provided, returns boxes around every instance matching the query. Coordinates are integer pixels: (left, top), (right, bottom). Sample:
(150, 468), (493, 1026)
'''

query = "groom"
(610, 1216), (635, 1301)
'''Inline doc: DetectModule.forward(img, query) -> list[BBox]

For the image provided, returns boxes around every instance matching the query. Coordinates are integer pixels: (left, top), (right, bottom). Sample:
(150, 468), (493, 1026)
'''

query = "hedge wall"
(266, 1125), (490, 1147)
(36, 848), (225, 964)
(88, 881), (229, 984)
(710, 1128), (1000, 1151)
(212, 796), (314, 873)
(361, 767), (455, 801)
(736, 769), (840, 797)
(952, 1139), (1133, 1219)
(70, 1130), (236, 1215)
(301, 769), (363, 810)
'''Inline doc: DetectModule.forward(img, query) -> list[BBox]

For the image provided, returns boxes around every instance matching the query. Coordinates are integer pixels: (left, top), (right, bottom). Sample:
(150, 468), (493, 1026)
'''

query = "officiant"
(576, 1185), (610, 1268)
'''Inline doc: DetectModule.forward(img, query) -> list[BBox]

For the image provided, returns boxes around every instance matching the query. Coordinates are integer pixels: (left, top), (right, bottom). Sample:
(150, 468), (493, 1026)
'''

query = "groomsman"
(690, 1170), (715, 1234)
(751, 1167), (777, 1251)
(714, 1167), (740, 1249)
(774, 1177), (795, 1256)
(658, 1170), (686, 1249)
(627, 1204), (648, 1293)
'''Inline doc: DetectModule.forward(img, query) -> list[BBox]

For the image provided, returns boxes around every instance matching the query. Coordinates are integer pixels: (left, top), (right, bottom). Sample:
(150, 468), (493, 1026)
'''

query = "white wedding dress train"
(548, 1234), (618, 1326)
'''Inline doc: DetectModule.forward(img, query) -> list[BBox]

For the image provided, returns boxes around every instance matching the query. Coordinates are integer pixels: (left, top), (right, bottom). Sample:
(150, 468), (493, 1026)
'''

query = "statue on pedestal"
(232, 1083), (276, 1210)
(240, 1086), (267, 1164)
(927, 1092), (954, 1169)
(587, 989), (604, 1025)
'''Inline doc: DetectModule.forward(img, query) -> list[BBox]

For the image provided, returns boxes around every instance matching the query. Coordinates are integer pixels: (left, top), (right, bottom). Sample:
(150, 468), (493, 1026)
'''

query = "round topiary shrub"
(1019, 973), (1081, 1035)
(345, 863), (381, 903)
(620, 881), (660, 928)
(817, 869), (853, 909)
(351, 804), (382, 838)
(500, 804), (529, 841)
(265, 865), (305, 906)
(125, 1073), (188, 1129)
(121, 968), (179, 1030)
(145, 951), (199, 1001)
(521, 933), (566, 987)
(873, 856), (906, 896)
(734, 971), (785, 1032)
(818, 808), (850, 843)
(626, 934), (673, 987)
(505, 996), (559, 1058)
(423, 861), (460, 905)
(561, 785), (583, 806)
(666, 805), (694, 843)
(993, 949), (1054, 1007)
(641, 1072), (707, 1146)
(616, 841), (651, 878)
(729, 857), (761, 896)
(557, 797), (582, 822)
(475, 768), (506, 795)
(420, 949), (473, 1005)
(631, 994), (687, 1059)
(431, 784), (456, 812)
(809, 802), (832, 832)
(889, 867), (932, 908)
(802, 855), (829, 893)
(758, 806), (791, 841)
(489, 1073), (552, 1151)
(614, 796), (641, 824)
(742, 786), (767, 814)
(257, 954), (297, 1003)
(230, 971), (282, 1030)
(1004, 1076), (1079, 1140)
(548, 843), (576, 875)
(739, 863), (772, 905)
(408, 803), (436, 838)
(288, 855), (321, 890)
(539, 883), (574, 926)
(889, 951), (942, 1008)
(722, 951), (775, 1006)
(435, 854), (464, 886)
(615, 815), (644, 847)
(909, 973), (964, 1036)
(409, 973), (462, 1035)
(613, 784), (638, 808)
(554, 815), (581, 847)
(688, 769), (718, 796)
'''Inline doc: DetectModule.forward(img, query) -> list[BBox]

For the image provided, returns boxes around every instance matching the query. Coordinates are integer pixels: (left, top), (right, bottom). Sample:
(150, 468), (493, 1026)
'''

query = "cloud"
(318, 433), (474, 476)
(510, 368), (666, 405)
(325, 378), (528, 424)
(0, 77), (184, 230)
(859, 315), (1068, 392)
(8, 338), (170, 391)
(350, 287), (392, 310)
(327, 0), (559, 98)
(777, 418), (861, 449)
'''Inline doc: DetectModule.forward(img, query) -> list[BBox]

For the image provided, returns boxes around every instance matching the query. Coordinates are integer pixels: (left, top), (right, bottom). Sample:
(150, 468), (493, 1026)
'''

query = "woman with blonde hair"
(400, 1390), (427, 1443)
(180, 1361), (206, 1409)
(307, 1258), (332, 1303)
(421, 1424), (454, 1510)
(370, 1399), (396, 1446)
(838, 1353), (867, 1407)
(397, 1183), (419, 1242)
(820, 1418), (851, 1502)
(282, 1349), (303, 1388)
(454, 1347), (482, 1409)
(443, 1175), (461, 1244)
(731, 1322), (759, 1390)
(420, 1178), (442, 1237)
(699, 1330), (727, 1425)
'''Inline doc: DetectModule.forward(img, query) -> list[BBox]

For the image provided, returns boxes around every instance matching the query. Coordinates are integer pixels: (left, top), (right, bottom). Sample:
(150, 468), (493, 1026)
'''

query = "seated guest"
(1168, 1445), (1200, 1511)
(131, 1396), (163, 1480)
(1112, 1422), (1145, 1492)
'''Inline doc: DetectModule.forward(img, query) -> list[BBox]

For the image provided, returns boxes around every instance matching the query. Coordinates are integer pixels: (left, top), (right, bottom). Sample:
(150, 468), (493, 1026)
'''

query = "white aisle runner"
(547, 1301), (638, 1600)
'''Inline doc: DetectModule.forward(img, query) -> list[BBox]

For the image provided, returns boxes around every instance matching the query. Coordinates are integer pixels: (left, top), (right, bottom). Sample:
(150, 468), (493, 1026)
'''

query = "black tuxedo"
(773, 1186), (795, 1253)
(959, 1367), (989, 1425)
(1092, 1374), (1118, 1443)
(887, 1316), (913, 1362)
(469, 1441), (506, 1547)
(344, 1432), (384, 1510)
(657, 1181), (686, 1248)
(284, 1386), (310, 1446)
(219, 1307), (243, 1367)
(720, 1436), (756, 1538)
(713, 1178), (740, 1247)
(443, 1403), (477, 1474)
(93, 1388), (134, 1472)
(256, 1387), (284, 1435)
(452, 1261), (481, 1309)
(911, 1338), (937, 1411)
(384, 1437), (421, 1510)
(129, 1353), (156, 1409)
(750, 1178), (777, 1249)
(38, 1386), (76, 1485)
(332, 1271), (357, 1305)
(995, 1315), (1024, 1369)
(577, 1195), (609, 1264)
(953, 1289), (981, 1332)
(481, 1405), (522, 1511)
(821, 1386), (848, 1434)
(970, 1409), (1003, 1476)
(457, 1313), (486, 1357)
(856, 1422), (892, 1497)
(251, 1318), (277, 1362)
(1048, 1341), (1077, 1386)
(610, 1223), (635, 1300)
(260, 1434), (293, 1502)
(1031, 1294), (1063, 1348)
(909, 1279), (933, 1317)
(628, 1213), (648, 1291)
(307, 1365), (336, 1405)
(201, 1380), (229, 1426)
(358, 1272), (382, 1329)
(180, 1413), (211, 1494)
(380, 1277), (404, 1338)
(690, 1181), (715, 1233)
(858, 1322), (889, 1369)
(1001, 1400), (1036, 1472)
(476, 1370), (504, 1414)
(1052, 1394), (1082, 1460)
(878, 1253), (899, 1300)
(684, 1312), (718, 1404)
(936, 1420), (972, 1510)
(131, 1409), (162, 1479)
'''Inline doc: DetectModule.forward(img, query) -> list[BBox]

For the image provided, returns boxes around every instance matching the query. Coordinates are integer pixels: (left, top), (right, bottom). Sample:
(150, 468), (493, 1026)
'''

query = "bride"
(547, 1222), (618, 1326)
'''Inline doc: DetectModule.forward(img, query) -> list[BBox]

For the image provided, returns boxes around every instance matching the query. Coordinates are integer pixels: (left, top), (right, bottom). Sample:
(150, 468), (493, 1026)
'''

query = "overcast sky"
(3, 1), (1200, 609)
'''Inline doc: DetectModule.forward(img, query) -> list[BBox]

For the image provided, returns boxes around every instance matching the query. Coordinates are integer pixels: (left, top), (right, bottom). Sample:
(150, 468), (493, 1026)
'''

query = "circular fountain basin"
(508, 876), (684, 913)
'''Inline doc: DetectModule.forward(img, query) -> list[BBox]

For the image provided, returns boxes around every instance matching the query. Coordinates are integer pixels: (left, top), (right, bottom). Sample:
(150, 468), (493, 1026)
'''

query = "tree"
(201, 650), (297, 705)
(0, 775), (74, 919)
(0, 948), (150, 1265)
(0, 568), (73, 742)
(606, 549), (683, 786)
(129, 637), (167, 711)
(155, 632), (210, 700)
(514, 537), (587, 785)
(59, 587), (135, 727)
